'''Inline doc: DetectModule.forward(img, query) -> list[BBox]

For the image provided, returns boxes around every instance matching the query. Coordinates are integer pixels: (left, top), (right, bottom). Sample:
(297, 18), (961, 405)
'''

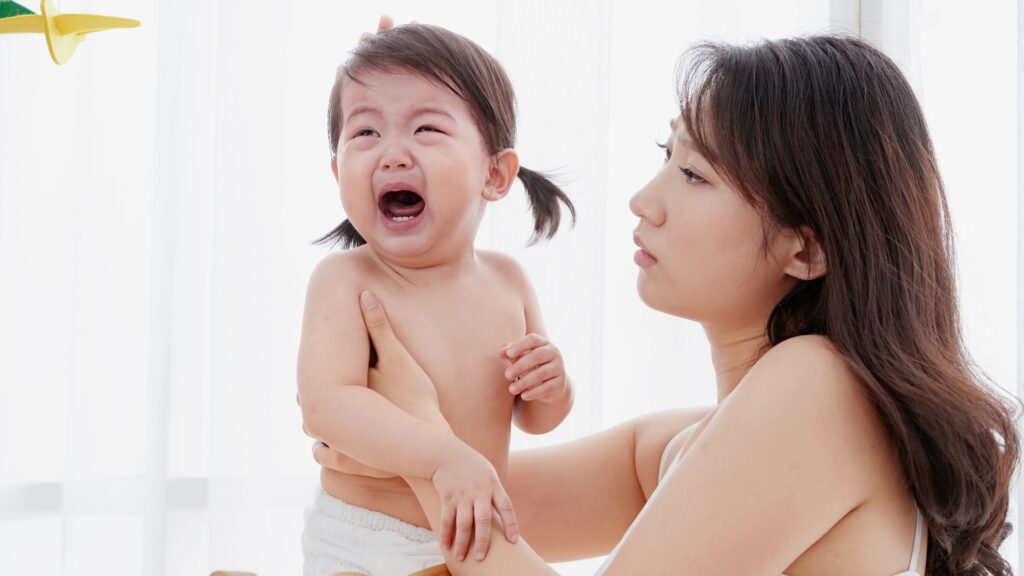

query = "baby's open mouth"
(379, 190), (425, 222)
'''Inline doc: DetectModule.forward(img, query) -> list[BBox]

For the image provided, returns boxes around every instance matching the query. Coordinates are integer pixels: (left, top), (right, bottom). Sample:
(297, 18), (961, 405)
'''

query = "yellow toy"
(0, 0), (138, 64)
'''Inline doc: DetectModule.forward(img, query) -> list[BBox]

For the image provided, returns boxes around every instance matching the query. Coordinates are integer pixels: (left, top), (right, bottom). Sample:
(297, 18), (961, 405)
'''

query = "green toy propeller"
(0, 0), (139, 64)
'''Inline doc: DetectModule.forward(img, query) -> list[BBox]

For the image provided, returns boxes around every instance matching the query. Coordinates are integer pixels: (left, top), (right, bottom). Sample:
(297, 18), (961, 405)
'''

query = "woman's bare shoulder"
(729, 334), (887, 474)
(747, 335), (862, 404)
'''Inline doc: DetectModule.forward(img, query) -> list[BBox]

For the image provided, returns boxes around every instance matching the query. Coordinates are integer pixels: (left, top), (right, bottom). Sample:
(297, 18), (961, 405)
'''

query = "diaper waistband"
(312, 488), (436, 544)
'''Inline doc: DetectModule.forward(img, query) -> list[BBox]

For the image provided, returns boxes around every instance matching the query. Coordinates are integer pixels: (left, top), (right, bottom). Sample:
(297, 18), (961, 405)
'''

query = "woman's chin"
(635, 277), (667, 312)
(636, 278), (693, 319)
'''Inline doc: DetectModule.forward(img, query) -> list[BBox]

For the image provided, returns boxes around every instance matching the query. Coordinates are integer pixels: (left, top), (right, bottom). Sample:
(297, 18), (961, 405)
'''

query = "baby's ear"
(783, 226), (826, 281)
(482, 149), (519, 201)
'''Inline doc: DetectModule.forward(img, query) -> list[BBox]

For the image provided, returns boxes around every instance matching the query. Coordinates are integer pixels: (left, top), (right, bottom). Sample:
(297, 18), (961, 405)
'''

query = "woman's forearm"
(404, 476), (559, 575)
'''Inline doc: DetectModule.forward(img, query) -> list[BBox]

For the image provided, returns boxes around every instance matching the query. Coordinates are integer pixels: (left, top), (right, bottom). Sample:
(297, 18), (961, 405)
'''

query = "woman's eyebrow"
(668, 117), (693, 149)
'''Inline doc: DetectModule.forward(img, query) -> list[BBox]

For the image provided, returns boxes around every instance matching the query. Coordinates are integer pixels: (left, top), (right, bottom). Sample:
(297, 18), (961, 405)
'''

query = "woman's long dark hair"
(677, 36), (1019, 575)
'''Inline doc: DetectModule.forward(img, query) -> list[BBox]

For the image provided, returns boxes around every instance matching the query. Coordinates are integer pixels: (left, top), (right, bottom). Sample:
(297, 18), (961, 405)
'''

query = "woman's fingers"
(311, 441), (334, 468)
(359, 15), (395, 44)
(311, 441), (396, 478)
(359, 291), (401, 360)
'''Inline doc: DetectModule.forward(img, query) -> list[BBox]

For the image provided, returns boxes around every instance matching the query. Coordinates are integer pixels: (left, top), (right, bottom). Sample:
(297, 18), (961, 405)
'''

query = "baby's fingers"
(493, 490), (520, 544)
(521, 377), (565, 402)
(508, 364), (558, 396)
(472, 496), (492, 561)
(452, 502), (474, 562)
(439, 501), (456, 551)
(502, 334), (548, 360)
(505, 346), (555, 381)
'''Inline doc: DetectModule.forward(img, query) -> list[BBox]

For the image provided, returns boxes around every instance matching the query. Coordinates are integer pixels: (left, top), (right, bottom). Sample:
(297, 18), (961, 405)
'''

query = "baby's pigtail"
(517, 166), (576, 245)
(313, 219), (366, 249)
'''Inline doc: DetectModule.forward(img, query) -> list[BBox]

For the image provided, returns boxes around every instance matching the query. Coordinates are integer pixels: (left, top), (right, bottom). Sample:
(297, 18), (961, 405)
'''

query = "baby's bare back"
(322, 250), (527, 528)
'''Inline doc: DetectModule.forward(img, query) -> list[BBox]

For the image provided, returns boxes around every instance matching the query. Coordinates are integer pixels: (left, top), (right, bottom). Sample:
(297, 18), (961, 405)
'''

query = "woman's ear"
(330, 155), (340, 184)
(482, 149), (520, 201)
(783, 226), (827, 281)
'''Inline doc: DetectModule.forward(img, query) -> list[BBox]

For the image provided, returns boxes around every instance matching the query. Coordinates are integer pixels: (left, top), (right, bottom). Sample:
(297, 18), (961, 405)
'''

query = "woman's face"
(629, 117), (799, 330)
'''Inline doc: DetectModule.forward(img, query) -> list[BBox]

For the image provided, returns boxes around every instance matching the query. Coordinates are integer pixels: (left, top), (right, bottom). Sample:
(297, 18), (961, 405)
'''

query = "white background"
(0, 0), (1017, 574)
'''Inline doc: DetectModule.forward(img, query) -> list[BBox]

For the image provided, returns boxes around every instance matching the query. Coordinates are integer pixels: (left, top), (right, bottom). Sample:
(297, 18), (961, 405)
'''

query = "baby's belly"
(321, 468), (430, 528)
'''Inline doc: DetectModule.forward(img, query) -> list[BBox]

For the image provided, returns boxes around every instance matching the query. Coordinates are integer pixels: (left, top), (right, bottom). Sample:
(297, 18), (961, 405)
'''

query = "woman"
(316, 34), (1019, 575)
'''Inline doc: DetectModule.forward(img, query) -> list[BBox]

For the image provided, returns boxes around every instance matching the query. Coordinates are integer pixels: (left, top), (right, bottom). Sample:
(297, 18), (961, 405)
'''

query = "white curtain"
(0, 1), (1015, 574)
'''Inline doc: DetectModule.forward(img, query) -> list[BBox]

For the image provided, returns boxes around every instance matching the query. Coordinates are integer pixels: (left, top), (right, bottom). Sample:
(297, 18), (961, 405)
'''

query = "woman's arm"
(505, 407), (710, 561)
(311, 392), (711, 561)
(358, 291), (883, 574)
(298, 254), (461, 480)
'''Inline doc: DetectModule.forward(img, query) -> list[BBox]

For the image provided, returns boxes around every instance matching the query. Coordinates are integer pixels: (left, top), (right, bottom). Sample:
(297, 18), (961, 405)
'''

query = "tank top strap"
(908, 507), (924, 571)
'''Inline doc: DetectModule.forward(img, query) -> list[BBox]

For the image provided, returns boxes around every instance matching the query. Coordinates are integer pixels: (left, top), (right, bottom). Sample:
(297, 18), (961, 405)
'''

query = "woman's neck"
(704, 322), (772, 402)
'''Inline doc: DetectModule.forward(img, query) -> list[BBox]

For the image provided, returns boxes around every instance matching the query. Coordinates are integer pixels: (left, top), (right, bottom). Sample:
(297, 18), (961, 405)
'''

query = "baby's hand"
(433, 445), (519, 562)
(502, 334), (568, 403)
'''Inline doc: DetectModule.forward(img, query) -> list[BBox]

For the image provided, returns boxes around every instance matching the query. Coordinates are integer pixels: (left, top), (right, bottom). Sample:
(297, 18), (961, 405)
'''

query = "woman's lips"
(634, 248), (657, 268)
(633, 233), (657, 268)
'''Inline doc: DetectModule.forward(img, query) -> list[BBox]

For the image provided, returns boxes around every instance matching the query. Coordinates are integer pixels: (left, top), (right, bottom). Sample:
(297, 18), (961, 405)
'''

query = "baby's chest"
(385, 293), (527, 396)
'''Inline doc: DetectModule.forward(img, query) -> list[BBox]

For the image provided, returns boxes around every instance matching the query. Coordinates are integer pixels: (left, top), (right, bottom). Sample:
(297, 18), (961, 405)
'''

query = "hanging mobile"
(0, 0), (139, 65)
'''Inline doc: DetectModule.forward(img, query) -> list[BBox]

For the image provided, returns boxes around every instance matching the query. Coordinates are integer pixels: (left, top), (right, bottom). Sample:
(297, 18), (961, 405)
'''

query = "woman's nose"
(629, 181), (663, 226)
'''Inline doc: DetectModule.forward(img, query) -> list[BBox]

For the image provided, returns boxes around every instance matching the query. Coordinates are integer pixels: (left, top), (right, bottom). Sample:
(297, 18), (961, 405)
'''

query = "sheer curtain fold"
(0, 1), (1017, 574)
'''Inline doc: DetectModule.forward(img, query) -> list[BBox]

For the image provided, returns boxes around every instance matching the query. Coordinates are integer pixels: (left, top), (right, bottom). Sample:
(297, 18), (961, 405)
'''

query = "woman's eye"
(656, 141), (671, 163)
(680, 167), (705, 184)
(353, 129), (378, 138)
(416, 125), (442, 134)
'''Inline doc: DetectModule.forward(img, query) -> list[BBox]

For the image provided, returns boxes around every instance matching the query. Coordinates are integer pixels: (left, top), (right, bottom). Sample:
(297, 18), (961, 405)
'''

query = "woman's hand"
(311, 440), (397, 479)
(358, 14), (394, 44)
(359, 291), (447, 426)
(358, 290), (520, 562)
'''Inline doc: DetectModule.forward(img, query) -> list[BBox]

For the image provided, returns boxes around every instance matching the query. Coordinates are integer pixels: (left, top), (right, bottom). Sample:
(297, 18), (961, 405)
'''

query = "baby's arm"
(496, 258), (574, 434)
(298, 253), (458, 479)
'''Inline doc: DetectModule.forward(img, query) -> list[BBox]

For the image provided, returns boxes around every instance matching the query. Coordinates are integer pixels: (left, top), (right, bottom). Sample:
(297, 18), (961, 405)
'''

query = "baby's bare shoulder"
(476, 249), (533, 293)
(307, 247), (391, 295)
(477, 249), (524, 275)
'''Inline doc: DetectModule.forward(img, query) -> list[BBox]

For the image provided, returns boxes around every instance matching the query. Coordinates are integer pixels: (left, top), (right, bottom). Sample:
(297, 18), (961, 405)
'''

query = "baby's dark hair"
(318, 23), (575, 248)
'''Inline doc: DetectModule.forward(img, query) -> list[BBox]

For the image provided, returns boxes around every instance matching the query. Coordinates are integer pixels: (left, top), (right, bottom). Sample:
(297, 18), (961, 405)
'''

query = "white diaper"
(302, 487), (446, 576)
